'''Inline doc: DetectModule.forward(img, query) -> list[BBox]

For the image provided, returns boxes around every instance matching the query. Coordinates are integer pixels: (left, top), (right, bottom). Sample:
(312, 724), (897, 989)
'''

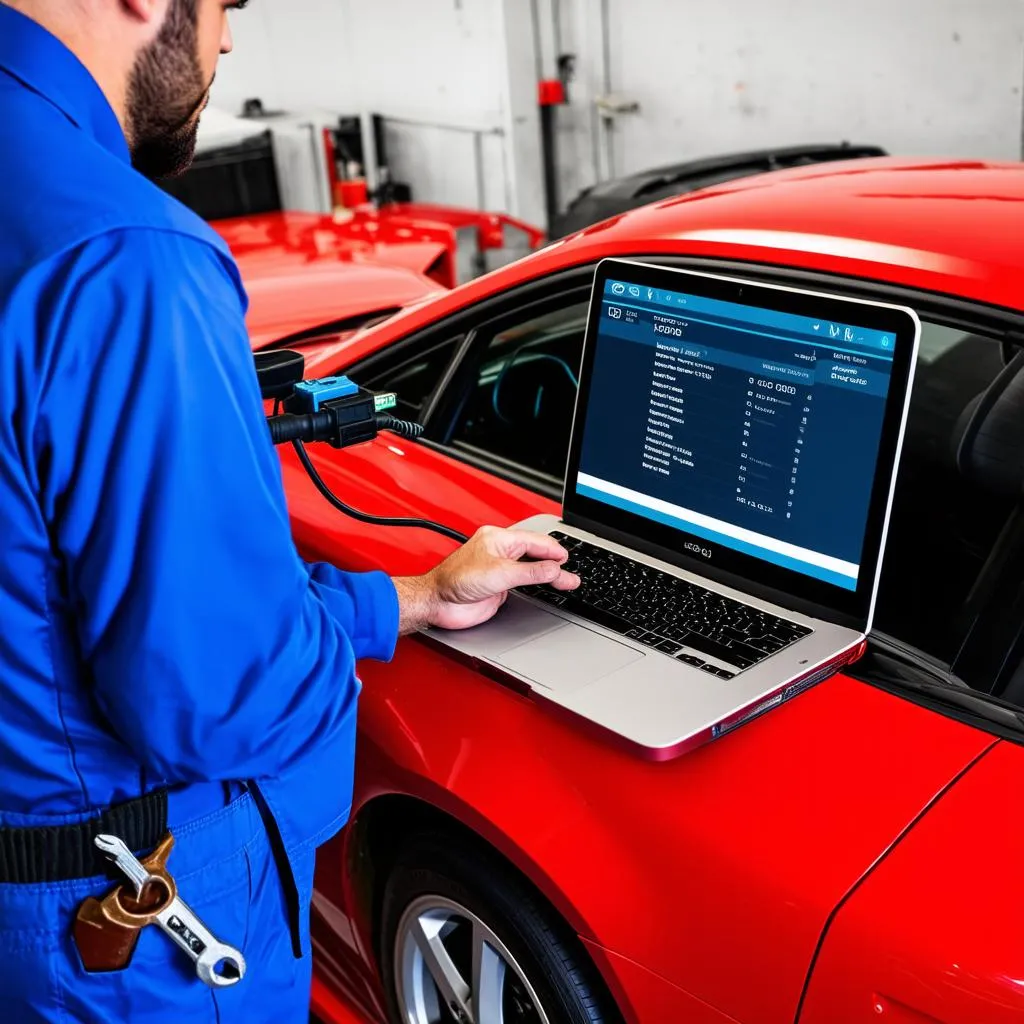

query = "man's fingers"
(447, 528), (580, 605)
(525, 560), (560, 585)
(488, 528), (568, 564)
(549, 569), (581, 591)
(508, 559), (579, 590)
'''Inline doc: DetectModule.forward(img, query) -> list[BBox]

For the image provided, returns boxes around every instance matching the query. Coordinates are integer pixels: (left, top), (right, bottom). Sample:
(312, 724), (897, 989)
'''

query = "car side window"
(445, 303), (590, 480)
(873, 324), (1016, 664)
(359, 337), (462, 421)
(348, 276), (1017, 680)
(445, 308), (1017, 672)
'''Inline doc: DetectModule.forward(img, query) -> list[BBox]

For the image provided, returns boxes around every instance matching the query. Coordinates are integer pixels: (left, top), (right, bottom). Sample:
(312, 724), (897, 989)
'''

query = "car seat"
(947, 347), (1024, 695)
(873, 330), (1015, 655)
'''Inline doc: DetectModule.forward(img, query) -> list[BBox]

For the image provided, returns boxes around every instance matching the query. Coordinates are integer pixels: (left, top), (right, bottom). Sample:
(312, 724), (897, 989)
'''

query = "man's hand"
(394, 526), (580, 633)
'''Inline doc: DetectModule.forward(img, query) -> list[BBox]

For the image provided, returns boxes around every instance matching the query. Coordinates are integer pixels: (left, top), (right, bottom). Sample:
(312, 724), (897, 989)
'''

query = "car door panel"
(287, 424), (1000, 1024)
(348, 639), (994, 1024)
(284, 266), (1024, 1024)
(799, 739), (1024, 1024)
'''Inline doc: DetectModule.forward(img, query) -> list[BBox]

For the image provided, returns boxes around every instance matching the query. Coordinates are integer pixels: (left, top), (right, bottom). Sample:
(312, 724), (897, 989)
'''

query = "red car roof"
(303, 157), (1024, 374)
(554, 156), (1023, 309)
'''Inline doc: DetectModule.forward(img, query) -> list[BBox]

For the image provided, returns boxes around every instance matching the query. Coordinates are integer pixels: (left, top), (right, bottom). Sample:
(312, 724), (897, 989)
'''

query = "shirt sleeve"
(307, 562), (400, 664)
(29, 227), (399, 784)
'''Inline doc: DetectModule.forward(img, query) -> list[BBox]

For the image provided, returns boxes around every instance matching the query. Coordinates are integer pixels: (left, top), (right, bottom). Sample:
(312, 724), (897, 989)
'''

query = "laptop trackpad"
(495, 625), (644, 695)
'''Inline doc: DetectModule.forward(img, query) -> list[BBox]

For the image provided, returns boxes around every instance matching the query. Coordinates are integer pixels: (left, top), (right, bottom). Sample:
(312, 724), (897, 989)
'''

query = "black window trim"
(353, 332), (470, 423)
(426, 286), (595, 450)
(340, 253), (1024, 493)
(337, 253), (1024, 734)
(421, 330), (476, 425)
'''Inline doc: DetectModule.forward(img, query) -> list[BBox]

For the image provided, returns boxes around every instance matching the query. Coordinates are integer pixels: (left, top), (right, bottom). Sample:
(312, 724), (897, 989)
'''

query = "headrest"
(953, 348), (1024, 496)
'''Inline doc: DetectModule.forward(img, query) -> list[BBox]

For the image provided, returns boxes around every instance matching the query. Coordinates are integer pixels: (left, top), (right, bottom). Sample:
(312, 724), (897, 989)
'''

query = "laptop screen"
(569, 263), (915, 613)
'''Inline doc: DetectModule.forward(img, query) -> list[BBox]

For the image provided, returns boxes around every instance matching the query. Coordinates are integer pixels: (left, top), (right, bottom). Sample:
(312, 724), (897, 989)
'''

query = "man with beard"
(0, 2), (578, 1020)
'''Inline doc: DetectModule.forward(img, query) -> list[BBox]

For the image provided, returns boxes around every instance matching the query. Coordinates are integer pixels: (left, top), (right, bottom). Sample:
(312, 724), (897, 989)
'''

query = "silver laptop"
(424, 259), (921, 759)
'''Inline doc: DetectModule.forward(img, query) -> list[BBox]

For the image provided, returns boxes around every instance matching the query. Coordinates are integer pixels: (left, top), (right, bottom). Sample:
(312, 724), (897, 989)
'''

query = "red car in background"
(234, 158), (1024, 1024)
(213, 204), (545, 355)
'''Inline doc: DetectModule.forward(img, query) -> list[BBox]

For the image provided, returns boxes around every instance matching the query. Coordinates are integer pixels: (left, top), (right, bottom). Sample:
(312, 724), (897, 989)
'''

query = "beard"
(126, 0), (210, 180)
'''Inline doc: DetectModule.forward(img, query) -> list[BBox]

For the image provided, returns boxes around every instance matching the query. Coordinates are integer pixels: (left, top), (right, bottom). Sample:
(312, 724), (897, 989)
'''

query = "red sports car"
(213, 204), (547, 356)
(252, 157), (1024, 1024)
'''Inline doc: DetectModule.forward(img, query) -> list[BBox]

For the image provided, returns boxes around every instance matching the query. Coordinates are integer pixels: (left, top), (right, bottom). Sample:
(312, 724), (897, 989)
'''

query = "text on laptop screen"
(575, 276), (898, 591)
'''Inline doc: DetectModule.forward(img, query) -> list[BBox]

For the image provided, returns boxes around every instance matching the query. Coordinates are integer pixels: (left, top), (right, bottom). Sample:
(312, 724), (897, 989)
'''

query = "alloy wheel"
(394, 894), (552, 1024)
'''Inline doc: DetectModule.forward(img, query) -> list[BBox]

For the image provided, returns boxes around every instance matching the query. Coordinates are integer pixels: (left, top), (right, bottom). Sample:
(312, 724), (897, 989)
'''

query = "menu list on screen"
(576, 278), (897, 591)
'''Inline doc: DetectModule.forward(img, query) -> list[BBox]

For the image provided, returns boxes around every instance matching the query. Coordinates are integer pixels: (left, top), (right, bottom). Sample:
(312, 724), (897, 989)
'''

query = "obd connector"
(264, 367), (420, 448)
(274, 375), (378, 449)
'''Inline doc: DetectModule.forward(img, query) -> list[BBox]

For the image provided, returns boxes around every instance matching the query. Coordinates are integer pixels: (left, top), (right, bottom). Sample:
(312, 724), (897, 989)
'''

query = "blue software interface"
(575, 275), (897, 591)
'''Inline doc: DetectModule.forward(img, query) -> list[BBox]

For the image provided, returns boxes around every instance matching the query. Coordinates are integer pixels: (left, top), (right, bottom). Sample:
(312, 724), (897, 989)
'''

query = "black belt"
(0, 789), (168, 884)
(0, 784), (305, 960)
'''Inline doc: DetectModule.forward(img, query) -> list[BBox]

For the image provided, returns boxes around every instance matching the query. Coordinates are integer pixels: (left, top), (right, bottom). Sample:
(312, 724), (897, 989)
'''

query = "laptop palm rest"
(493, 614), (645, 695)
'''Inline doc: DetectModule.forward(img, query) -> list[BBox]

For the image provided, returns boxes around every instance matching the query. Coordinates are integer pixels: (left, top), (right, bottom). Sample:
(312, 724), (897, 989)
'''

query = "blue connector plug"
(292, 376), (360, 412)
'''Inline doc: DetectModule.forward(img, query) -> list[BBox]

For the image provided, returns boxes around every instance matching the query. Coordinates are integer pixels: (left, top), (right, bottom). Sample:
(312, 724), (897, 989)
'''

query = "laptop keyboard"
(520, 532), (813, 679)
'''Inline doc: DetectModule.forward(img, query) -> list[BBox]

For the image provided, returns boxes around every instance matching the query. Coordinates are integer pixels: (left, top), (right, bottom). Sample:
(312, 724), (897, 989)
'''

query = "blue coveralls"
(0, 6), (400, 1020)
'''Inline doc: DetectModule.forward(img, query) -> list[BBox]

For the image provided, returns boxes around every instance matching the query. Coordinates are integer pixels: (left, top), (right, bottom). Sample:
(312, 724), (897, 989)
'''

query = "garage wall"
(210, 0), (540, 219)
(552, 0), (1024, 213)
(212, 0), (1024, 232)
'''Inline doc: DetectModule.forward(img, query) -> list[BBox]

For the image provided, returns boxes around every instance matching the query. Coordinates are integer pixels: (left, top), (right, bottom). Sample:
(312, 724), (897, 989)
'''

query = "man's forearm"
(393, 575), (440, 635)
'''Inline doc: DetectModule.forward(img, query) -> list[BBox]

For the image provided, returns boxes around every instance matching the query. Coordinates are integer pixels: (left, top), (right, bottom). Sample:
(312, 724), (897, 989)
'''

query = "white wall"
(556, 0), (1024, 206)
(212, 0), (1024, 231)
(211, 0), (538, 219)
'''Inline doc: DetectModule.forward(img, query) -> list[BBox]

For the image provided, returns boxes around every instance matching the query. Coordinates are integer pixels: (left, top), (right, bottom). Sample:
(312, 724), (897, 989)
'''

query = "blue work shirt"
(0, 0), (397, 934)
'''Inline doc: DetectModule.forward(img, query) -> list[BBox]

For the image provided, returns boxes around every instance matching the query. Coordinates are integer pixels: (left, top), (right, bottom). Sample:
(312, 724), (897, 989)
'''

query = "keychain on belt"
(72, 832), (246, 987)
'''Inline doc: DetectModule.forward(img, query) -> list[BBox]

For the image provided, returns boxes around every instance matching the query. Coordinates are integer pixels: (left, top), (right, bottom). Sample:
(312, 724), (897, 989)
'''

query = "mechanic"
(0, 1), (579, 1020)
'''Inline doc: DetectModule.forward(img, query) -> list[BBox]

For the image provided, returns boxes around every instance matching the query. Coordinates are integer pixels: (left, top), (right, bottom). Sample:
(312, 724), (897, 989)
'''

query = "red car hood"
(212, 212), (448, 349)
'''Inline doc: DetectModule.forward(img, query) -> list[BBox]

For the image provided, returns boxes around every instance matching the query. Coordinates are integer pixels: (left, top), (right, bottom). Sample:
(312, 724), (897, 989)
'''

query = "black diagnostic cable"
(290, 436), (469, 545)
(267, 411), (426, 447)
(258, 354), (470, 543)
(267, 410), (336, 446)
(375, 414), (425, 438)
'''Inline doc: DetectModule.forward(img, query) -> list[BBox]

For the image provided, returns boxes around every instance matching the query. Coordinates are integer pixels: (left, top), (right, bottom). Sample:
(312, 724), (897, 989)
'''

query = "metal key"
(94, 833), (247, 988)
(94, 834), (159, 899)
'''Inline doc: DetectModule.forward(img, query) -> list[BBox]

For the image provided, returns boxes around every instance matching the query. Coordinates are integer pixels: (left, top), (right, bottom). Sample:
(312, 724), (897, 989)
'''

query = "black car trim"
(421, 330), (477, 426)
(434, 438), (564, 498)
(553, 144), (890, 238)
(858, 669), (1024, 743)
(583, 144), (887, 200)
(337, 254), (1024, 728)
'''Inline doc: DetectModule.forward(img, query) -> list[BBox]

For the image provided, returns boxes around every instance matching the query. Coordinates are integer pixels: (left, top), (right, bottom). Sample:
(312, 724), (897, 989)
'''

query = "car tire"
(379, 832), (617, 1024)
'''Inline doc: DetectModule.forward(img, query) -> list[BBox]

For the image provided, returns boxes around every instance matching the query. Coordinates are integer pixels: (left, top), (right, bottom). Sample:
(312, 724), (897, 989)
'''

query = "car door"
(798, 327), (1024, 1024)
(298, 280), (593, 1019)
(300, 262), (1024, 1023)
(797, 736), (1023, 1024)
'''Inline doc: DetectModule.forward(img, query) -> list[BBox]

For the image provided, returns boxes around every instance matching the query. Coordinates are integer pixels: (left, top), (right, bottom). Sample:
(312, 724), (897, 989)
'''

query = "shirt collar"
(0, 3), (130, 164)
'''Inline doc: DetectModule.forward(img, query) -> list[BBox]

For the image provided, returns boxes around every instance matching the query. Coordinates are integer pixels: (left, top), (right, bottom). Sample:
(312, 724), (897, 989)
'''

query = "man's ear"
(119, 0), (170, 27)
